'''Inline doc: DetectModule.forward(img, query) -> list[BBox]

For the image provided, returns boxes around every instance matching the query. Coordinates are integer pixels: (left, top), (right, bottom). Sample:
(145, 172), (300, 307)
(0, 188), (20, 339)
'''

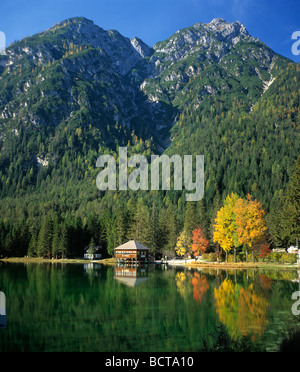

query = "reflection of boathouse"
(115, 240), (151, 264)
(114, 266), (149, 287)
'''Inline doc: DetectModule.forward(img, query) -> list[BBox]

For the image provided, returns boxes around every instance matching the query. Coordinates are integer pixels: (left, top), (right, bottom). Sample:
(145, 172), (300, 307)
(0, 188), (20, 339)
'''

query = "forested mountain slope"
(0, 17), (298, 258)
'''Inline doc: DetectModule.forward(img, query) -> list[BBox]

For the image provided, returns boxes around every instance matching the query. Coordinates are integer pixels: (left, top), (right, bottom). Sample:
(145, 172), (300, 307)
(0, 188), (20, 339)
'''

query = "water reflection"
(0, 263), (298, 352)
(174, 267), (298, 343)
(0, 291), (6, 329)
(114, 265), (151, 287)
(214, 279), (269, 341)
(84, 263), (102, 278)
(175, 271), (210, 302)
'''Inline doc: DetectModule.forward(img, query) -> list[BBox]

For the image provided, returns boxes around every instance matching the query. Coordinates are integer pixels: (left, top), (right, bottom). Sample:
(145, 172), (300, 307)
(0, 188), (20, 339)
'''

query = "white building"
(84, 246), (102, 260)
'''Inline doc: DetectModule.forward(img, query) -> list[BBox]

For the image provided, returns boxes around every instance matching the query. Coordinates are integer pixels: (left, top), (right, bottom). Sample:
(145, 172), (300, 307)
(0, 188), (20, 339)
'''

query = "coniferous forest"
(0, 18), (299, 260)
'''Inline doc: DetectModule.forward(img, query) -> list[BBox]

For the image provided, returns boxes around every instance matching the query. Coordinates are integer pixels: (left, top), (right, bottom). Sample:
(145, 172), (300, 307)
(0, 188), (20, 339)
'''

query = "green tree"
(37, 216), (53, 258)
(128, 199), (151, 247)
(184, 202), (197, 244)
(280, 156), (300, 245)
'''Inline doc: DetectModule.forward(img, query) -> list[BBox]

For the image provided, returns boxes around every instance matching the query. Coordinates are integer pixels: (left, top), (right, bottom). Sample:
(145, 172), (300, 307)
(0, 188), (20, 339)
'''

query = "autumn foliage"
(191, 227), (209, 257)
(259, 243), (272, 259)
(214, 279), (269, 340)
(213, 193), (268, 262)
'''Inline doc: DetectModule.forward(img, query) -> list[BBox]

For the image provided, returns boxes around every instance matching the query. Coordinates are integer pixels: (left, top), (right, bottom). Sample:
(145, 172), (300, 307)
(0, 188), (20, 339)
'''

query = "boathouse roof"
(114, 240), (150, 251)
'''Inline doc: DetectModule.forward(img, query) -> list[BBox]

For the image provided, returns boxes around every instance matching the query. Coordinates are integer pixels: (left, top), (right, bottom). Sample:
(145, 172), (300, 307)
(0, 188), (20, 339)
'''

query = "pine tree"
(36, 216), (53, 258)
(148, 202), (162, 256)
(114, 204), (127, 247)
(127, 199), (151, 247)
(184, 202), (197, 244)
(59, 224), (69, 259)
(160, 203), (179, 255)
(279, 156), (300, 245)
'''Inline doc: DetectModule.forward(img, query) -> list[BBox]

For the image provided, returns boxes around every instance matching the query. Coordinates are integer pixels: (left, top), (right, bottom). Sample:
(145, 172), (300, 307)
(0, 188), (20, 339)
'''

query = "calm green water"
(0, 262), (299, 352)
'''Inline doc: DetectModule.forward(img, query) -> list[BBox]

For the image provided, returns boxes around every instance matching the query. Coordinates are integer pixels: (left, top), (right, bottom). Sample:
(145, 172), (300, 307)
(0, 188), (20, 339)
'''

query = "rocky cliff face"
(131, 18), (283, 112)
(0, 17), (290, 153)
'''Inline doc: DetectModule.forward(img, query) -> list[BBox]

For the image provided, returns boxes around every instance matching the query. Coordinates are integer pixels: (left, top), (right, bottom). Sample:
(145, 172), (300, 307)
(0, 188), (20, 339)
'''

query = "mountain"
(0, 17), (299, 257)
(132, 18), (287, 108)
(0, 17), (175, 151)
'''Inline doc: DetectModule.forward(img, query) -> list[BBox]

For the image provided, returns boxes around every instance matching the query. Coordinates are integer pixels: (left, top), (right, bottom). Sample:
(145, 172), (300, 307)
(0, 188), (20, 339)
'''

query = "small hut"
(114, 240), (150, 264)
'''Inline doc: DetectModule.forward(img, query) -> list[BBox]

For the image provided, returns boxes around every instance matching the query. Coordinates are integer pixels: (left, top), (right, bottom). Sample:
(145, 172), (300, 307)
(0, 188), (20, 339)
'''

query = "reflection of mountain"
(114, 266), (150, 287)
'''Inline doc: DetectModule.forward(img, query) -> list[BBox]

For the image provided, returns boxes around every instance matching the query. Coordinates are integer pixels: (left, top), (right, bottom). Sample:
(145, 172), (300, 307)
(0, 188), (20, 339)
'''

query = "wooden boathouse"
(114, 240), (151, 264)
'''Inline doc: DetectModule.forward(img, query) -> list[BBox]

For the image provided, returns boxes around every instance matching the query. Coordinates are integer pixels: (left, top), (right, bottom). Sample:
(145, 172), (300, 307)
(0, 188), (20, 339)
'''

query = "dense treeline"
(167, 64), (300, 210)
(0, 155), (298, 259)
(0, 60), (299, 259)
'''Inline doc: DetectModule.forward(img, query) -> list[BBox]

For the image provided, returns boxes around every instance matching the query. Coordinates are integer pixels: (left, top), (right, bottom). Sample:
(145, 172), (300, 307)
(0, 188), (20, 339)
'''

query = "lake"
(0, 261), (299, 352)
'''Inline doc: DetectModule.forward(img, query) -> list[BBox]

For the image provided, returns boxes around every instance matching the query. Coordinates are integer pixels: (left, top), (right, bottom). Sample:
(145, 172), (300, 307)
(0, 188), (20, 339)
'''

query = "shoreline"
(0, 257), (299, 270)
(0, 257), (112, 264)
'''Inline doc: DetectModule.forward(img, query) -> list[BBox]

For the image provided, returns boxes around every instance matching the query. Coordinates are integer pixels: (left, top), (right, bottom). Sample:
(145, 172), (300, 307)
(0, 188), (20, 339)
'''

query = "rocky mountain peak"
(130, 37), (153, 59)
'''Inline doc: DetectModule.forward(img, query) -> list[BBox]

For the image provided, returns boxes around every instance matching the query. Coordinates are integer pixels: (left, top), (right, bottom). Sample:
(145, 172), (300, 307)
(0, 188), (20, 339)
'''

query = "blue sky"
(1, 0), (299, 61)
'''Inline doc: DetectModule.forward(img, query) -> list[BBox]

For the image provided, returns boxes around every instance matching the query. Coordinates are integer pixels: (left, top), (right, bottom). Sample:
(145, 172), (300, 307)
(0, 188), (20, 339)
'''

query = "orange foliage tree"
(191, 227), (209, 257)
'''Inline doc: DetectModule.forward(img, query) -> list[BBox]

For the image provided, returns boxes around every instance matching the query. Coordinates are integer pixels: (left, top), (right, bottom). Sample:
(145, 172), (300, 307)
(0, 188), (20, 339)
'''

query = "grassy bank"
(0, 257), (116, 265)
(185, 260), (299, 270)
(1, 257), (299, 270)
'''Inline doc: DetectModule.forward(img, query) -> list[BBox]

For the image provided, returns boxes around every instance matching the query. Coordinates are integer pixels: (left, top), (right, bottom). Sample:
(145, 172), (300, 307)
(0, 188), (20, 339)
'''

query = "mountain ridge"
(0, 16), (298, 203)
(0, 16), (299, 258)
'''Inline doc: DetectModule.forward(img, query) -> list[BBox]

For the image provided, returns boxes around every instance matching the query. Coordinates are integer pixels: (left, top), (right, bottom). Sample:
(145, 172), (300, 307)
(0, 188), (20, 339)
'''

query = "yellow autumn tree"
(235, 194), (267, 262)
(175, 230), (191, 259)
(213, 193), (239, 262)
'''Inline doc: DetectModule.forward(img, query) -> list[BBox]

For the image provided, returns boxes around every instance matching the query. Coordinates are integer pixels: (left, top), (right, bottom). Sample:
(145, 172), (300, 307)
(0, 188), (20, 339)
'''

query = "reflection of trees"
(238, 285), (269, 339)
(214, 279), (240, 340)
(175, 271), (209, 303)
(214, 279), (269, 340)
(1, 264), (296, 352)
(175, 272), (187, 297)
(259, 274), (273, 291)
(192, 273), (209, 303)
